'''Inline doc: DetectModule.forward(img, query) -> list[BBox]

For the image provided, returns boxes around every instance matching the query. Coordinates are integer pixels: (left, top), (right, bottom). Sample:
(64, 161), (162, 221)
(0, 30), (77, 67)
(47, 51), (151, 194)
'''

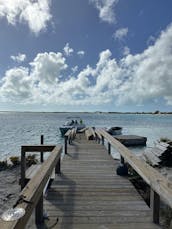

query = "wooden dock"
(3, 129), (171, 228)
(41, 133), (159, 229)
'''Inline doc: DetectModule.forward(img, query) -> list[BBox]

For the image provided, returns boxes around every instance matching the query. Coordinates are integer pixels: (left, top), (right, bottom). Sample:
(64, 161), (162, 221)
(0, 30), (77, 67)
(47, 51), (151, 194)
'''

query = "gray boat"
(106, 126), (122, 135)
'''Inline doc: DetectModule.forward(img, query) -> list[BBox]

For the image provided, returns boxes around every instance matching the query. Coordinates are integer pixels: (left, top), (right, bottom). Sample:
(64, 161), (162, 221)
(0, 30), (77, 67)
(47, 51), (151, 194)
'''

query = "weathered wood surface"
(85, 127), (96, 140)
(26, 164), (55, 180)
(27, 133), (160, 229)
(143, 141), (172, 167)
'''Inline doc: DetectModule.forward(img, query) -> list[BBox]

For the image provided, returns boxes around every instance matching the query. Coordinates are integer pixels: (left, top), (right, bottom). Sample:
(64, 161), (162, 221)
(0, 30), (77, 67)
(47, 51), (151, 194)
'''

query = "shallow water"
(0, 112), (172, 159)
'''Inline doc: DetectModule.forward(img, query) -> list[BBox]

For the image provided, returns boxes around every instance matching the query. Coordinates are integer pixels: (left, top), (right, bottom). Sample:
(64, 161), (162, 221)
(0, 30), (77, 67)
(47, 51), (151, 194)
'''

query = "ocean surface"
(0, 112), (172, 160)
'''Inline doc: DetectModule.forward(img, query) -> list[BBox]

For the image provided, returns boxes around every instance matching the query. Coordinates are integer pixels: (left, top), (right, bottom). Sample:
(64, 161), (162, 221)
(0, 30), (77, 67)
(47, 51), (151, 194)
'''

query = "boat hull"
(59, 124), (86, 136)
(106, 127), (122, 136)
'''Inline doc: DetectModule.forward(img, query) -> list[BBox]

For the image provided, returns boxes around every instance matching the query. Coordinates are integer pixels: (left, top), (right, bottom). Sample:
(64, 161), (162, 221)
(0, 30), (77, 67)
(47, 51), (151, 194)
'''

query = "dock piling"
(150, 189), (160, 224)
(40, 135), (44, 162)
(108, 142), (111, 155)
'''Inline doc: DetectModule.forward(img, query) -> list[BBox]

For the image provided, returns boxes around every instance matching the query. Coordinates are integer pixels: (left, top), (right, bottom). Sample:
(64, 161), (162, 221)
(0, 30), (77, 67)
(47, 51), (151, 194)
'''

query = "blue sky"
(0, 0), (172, 112)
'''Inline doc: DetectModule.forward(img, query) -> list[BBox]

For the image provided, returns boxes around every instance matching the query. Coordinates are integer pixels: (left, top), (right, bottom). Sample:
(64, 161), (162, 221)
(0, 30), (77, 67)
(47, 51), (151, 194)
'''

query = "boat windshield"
(64, 118), (83, 126)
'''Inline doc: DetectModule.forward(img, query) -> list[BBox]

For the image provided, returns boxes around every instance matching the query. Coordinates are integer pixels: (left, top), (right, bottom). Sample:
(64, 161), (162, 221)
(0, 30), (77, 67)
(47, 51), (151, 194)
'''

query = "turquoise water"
(0, 112), (172, 159)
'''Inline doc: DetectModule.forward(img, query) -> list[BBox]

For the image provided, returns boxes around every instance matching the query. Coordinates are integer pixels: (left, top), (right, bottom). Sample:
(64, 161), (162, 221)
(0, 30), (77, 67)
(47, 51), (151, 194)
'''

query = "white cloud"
(0, 67), (33, 102)
(123, 46), (130, 56)
(30, 52), (68, 86)
(11, 53), (26, 63)
(116, 23), (172, 105)
(147, 35), (156, 46)
(0, 0), (52, 35)
(114, 27), (128, 40)
(90, 0), (118, 24)
(63, 43), (74, 57)
(1, 23), (172, 107)
(77, 50), (85, 57)
(72, 65), (78, 73)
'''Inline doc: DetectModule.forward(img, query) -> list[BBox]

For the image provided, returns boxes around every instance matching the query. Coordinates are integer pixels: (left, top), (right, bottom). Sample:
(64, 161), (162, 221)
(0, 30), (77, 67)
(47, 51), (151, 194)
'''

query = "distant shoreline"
(0, 111), (172, 114)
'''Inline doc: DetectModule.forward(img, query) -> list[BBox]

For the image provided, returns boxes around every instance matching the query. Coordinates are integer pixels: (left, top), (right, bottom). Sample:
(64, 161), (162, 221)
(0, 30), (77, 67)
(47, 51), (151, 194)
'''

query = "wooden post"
(108, 142), (111, 155)
(64, 136), (68, 154)
(55, 158), (61, 174)
(102, 136), (104, 145)
(150, 189), (160, 224)
(95, 134), (97, 142)
(40, 135), (44, 162)
(121, 156), (124, 164)
(21, 147), (26, 190)
(35, 194), (43, 225)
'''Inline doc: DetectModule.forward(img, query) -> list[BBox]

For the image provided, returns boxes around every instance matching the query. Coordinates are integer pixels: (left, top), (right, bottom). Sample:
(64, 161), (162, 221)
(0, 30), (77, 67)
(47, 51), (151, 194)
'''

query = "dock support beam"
(21, 148), (26, 190)
(120, 156), (124, 164)
(35, 194), (43, 225)
(108, 143), (111, 155)
(150, 189), (160, 224)
(40, 135), (44, 162)
(55, 158), (61, 174)
(64, 136), (68, 154)
(102, 136), (104, 145)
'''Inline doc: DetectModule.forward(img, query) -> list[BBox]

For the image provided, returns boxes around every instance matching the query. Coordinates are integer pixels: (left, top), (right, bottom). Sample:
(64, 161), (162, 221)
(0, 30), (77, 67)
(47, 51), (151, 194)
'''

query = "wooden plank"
(143, 149), (161, 166)
(43, 216), (157, 224)
(42, 221), (160, 229)
(85, 127), (95, 140)
(26, 164), (55, 180)
(95, 129), (102, 140)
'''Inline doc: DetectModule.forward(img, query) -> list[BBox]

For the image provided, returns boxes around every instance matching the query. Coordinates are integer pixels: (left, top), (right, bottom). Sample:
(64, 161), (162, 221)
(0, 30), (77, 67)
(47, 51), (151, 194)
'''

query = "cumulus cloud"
(63, 43), (74, 57)
(114, 27), (128, 40)
(30, 52), (68, 86)
(116, 24), (172, 105)
(72, 65), (78, 73)
(147, 35), (156, 46)
(123, 46), (130, 56)
(77, 50), (85, 57)
(0, 0), (52, 34)
(11, 53), (26, 63)
(0, 67), (33, 102)
(90, 0), (119, 24)
(0, 23), (172, 107)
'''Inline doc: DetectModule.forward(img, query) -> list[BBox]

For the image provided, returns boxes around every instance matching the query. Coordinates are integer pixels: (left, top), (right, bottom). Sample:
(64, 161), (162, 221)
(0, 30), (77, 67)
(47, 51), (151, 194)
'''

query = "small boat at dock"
(106, 126), (122, 135)
(59, 117), (86, 136)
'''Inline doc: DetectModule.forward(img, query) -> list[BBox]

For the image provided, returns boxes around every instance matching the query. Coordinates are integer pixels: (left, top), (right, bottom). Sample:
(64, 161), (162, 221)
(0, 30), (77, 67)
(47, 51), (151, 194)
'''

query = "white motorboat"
(59, 117), (86, 136)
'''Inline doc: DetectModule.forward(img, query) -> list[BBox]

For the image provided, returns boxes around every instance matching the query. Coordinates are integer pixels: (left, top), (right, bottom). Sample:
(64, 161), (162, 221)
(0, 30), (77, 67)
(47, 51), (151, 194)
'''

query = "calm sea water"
(0, 112), (172, 160)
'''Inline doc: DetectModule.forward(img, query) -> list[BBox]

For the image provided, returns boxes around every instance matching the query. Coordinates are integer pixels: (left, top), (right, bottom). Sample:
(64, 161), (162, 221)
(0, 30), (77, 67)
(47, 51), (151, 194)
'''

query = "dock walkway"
(42, 133), (160, 229)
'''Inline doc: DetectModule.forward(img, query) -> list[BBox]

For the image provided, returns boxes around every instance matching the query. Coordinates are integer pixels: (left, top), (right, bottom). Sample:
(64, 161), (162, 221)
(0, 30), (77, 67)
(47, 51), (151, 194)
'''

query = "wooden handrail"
(97, 128), (172, 223)
(0, 145), (62, 229)
(64, 129), (76, 154)
(85, 127), (96, 140)
(20, 145), (56, 189)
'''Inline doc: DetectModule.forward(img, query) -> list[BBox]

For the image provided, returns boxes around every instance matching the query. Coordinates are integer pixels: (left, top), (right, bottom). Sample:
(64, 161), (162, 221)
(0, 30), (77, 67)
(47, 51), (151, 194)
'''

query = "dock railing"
(95, 128), (172, 224)
(20, 144), (57, 189)
(64, 128), (76, 154)
(0, 145), (62, 229)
